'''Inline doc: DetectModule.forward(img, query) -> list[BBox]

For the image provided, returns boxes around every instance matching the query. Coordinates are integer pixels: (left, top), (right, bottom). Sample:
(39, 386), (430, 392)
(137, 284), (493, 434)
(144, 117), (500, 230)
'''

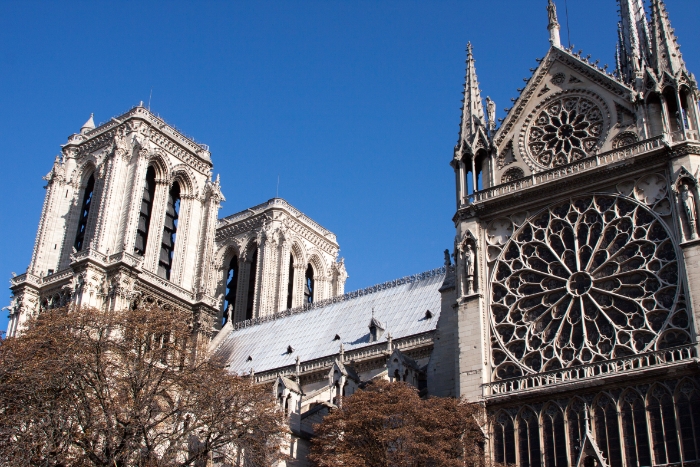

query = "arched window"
(73, 174), (95, 252)
(620, 392), (652, 467)
(677, 382), (700, 461)
(245, 246), (258, 321)
(647, 93), (664, 137)
(542, 405), (566, 467)
(222, 255), (239, 326)
(593, 395), (623, 467)
(518, 408), (541, 467)
(567, 401), (587, 466)
(663, 87), (681, 133)
(304, 264), (314, 303)
(158, 182), (180, 280)
(648, 386), (681, 464)
(493, 412), (516, 465)
(286, 254), (294, 309)
(134, 167), (156, 256)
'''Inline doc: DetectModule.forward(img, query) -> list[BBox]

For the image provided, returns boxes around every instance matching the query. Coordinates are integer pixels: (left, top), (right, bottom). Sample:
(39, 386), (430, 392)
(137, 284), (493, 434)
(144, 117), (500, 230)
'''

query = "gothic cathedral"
(7, 1), (700, 465)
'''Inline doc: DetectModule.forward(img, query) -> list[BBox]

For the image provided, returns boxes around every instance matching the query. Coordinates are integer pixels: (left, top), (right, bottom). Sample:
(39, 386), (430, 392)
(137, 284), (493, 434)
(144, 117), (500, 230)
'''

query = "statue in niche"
(486, 97), (496, 128)
(464, 244), (475, 294)
(680, 183), (698, 239)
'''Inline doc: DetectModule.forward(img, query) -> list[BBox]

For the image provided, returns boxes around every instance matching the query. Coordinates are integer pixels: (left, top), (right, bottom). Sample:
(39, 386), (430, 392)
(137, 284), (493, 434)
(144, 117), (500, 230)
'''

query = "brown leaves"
(0, 305), (287, 467)
(309, 380), (485, 467)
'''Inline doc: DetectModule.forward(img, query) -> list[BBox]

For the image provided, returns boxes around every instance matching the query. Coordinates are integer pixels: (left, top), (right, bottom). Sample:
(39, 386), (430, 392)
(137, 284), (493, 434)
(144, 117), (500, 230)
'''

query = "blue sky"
(2, 0), (700, 333)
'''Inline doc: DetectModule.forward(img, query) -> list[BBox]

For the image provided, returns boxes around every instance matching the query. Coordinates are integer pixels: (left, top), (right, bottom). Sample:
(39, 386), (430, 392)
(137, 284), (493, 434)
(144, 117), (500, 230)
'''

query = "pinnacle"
(80, 113), (95, 135)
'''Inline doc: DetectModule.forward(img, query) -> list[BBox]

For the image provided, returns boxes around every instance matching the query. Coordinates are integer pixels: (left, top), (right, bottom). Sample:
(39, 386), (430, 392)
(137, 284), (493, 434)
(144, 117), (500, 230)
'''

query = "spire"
(456, 43), (486, 155)
(649, 0), (686, 76)
(617, 0), (650, 83)
(547, 0), (561, 48)
(80, 113), (95, 135)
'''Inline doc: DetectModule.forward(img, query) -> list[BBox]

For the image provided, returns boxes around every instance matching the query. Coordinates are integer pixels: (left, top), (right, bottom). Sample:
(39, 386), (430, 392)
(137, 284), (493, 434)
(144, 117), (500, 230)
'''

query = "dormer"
(368, 312), (386, 343)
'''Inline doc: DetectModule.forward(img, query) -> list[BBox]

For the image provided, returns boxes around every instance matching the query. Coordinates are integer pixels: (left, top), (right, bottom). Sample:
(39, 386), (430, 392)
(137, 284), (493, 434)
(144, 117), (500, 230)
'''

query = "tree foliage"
(309, 380), (485, 467)
(0, 305), (287, 467)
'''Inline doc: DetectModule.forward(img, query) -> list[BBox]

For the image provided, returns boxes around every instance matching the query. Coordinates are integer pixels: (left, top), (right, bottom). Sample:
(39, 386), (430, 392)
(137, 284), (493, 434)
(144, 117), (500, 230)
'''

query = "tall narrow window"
(245, 247), (258, 321)
(74, 174), (95, 252)
(134, 167), (156, 256)
(223, 255), (239, 326)
(493, 413), (516, 465)
(286, 254), (294, 309)
(648, 387), (681, 464)
(158, 182), (180, 280)
(304, 264), (314, 303)
(567, 403), (587, 466)
(518, 409), (541, 467)
(677, 384), (700, 461)
(542, 406), (567, 467)
(594, 396), (623, 467)
(621, 392), (652, 467)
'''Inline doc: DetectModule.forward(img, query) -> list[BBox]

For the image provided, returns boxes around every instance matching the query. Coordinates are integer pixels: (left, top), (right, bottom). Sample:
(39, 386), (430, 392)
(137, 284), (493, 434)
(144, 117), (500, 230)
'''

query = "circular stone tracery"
(490, 195), (690, 380)
(525, 94), (606, 169)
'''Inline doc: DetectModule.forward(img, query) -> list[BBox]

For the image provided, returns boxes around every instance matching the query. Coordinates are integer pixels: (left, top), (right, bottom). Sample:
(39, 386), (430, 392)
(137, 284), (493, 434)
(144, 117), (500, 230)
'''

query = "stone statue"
(547, 0), (559, 26)
(464, 244), (475, 294)
(680, 183), (698, 239)
(226, 304), (233, 324)
(486, 97), (496, 127)
(444, 249), (451, 266)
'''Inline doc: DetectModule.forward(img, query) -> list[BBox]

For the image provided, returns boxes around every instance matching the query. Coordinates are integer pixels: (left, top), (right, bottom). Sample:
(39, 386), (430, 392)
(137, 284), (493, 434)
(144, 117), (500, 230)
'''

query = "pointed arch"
(516, 406), (542, 467)
(541, 403), (567, 467)
(170, 164), (198, 198)
(646, 92), (665, 136)
(566, 397), (589, 466)
(647, 383), (681, 464)
(306, 252), (326, 303)
(675, 378), (700, 461)
(592, 392), (623, 467)
(144, 151), (171, 181)
(492, 410), (516, 465)
(286, 241), (305, 309)
(619, 388), (652, 467)
(73, 169), (96, 252)
(134, 165), (157, 256)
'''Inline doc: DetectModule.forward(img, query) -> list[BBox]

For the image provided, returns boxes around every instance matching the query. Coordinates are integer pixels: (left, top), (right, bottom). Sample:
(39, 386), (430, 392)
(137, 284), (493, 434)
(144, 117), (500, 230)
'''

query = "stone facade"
(7, 1), (700, 466)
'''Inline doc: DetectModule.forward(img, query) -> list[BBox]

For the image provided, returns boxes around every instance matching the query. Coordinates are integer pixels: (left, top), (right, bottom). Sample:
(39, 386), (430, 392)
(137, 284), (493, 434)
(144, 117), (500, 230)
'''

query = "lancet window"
(541, 405), (566, 467)
(677, 382), (700, 461)
(517, 408), (541, 467)
(648, 386), (681, 464)
(620, 391), (652, 467)
(492, 412), (516, 465)
(245, 246), (258, 320)
(223, 255), (239, 326)
(134, 167), (156, 256)
(567, 401), (587, 466)
(73, 174), (95, 252)
(593, 395), (622, 467)
(286, 254), (294, 309)
(305, 264), (314, 303)
(158, 182), (180, 280)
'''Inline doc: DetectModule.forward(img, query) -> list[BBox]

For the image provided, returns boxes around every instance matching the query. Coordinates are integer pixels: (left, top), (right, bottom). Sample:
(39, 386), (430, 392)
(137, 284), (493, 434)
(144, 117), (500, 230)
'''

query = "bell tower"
(8, 106), (224, 338)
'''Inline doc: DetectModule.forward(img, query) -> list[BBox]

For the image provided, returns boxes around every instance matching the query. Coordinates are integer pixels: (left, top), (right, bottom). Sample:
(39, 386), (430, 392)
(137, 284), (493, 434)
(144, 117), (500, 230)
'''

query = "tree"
(309, 380), (485, 467)
(0, 305), (288, 467)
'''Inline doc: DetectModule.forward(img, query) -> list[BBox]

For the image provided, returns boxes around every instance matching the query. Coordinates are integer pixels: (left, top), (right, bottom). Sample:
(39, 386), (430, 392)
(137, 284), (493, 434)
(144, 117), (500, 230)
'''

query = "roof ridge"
(229, 265), (447, 332)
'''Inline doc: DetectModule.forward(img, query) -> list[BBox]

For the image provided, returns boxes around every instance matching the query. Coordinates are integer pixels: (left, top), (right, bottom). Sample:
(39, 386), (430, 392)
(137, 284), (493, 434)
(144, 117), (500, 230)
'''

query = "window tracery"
(501, 167), (525, 184)
(620, 391), (652, 466)
(541, 404), (566, 467)
(490, 194), (689, 380)
(677, 381), (700, 461)
(648, 385), (681, 464)
(493, 412), (516, 465)
(517, 408), (541, 467)
(592, 395), (622, 467)
(524, 93), (607, 169)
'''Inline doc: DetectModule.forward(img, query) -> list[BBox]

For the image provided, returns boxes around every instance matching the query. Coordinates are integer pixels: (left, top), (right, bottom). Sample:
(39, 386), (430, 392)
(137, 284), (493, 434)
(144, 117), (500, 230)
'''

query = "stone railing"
(42, 268), (74, 285)
(483, 344), (697, 397)
(230, 266), (446, 332)
(217, 198), (337, 240)
(139, 270), (196, 302)
(467, 135), (666, 205)
(250, 331), (435, 384)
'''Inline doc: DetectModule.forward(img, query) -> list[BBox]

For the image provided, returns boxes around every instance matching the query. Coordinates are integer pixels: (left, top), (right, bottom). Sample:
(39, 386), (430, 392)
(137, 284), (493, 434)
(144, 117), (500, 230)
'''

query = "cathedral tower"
(451, 1), (700, 465)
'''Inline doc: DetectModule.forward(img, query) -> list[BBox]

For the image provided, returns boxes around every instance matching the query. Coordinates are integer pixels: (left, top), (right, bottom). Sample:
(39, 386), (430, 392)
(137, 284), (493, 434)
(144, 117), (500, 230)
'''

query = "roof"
(214, 267), (445, 375)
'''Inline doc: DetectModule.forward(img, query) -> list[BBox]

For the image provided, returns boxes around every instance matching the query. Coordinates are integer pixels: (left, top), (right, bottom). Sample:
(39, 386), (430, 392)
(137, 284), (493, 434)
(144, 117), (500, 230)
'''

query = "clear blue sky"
(2, 1), (700, 333)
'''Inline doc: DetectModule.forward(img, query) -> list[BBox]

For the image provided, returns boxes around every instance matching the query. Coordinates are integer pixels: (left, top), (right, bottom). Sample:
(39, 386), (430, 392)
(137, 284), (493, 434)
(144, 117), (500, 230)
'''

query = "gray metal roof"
(214, 267), (446, 375)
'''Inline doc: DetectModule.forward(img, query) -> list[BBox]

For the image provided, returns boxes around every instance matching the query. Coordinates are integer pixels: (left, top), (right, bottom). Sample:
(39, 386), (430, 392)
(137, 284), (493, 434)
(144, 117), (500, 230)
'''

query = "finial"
(339, 343), (345, 362)
(295, 355), (301, 378)
(547, 0), (561, 48)
(387, 333), (393, 352)
(80, 113), (95, 135)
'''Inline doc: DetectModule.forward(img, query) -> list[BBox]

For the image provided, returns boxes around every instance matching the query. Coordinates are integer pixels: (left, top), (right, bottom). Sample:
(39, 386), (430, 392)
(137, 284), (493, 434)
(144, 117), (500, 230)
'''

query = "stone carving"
(444, 249), (451, 266)
(551, 73), (566, 85)
(679, 183), (698, 239)
(490, 194), (689, 380)
(547, 0), (558, 26)
(464, 244), (475, 294)
(611, 131), (638, 149)
(501, 167), (525, 184)
(486, 97), (496, 128)
(525, 94), (606, 169)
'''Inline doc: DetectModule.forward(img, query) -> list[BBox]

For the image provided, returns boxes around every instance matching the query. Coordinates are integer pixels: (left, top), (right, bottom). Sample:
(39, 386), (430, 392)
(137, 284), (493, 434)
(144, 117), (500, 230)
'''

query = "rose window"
(490, 195), (690, 380)
(525, 95), (605, 169)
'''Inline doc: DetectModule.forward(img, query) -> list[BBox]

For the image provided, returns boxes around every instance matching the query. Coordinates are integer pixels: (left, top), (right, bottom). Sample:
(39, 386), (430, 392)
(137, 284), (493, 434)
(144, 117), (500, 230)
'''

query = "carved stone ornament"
(611, 131), (638, 149)
(490, 194), (690, 380)
(501, 167), (525, 184)
(523, 91), (609, 170)
(672, 167), (700, 242)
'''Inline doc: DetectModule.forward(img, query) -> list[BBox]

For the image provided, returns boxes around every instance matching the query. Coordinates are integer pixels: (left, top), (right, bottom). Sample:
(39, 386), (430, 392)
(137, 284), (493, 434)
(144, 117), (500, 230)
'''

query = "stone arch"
(289, 240), (306, 267)
(170, 164), (198, 198)
(306, 250), (327, 278)
(145, 151), (171, 181)
(72, 159), (98, 187)
(213, 242), (242, 301)
(646, 91), (665, 136)
(492, 410), (516, 465)
(515, 405), (542, 467)
(646, 383), (682, 464)
(619, 388), (652, 466)
(565, 397), (590, 466)
(541, 402), (567, 467)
